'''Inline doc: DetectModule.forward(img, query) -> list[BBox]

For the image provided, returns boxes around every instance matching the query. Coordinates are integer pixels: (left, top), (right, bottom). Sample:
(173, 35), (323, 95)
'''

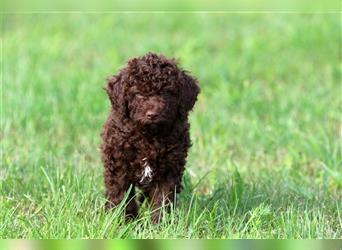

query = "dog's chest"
(132, 139), (169, 186)
(138, 157), (153, 185)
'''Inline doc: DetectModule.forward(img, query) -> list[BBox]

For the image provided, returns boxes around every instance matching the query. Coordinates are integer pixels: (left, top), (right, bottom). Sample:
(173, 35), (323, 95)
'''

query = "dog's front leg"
(104, 168), (138, 219)
(148, 181), (179, 223)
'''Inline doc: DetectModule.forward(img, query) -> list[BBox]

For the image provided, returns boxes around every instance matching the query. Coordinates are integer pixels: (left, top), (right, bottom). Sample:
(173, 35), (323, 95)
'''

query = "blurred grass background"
(3, 0), (341, 11)
(1, 13), (341, 238)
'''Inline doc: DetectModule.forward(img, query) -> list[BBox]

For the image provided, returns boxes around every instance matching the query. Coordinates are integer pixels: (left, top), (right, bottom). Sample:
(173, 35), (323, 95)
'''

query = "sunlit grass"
(1, 13), (341, 238)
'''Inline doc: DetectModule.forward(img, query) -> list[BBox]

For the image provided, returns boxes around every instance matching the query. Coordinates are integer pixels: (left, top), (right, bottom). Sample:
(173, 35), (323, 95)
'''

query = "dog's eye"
(163, 91), (175, 97)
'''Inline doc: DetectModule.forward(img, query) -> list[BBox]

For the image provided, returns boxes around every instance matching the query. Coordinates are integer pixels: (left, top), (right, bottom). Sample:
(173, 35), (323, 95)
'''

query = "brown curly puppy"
(100, 52), (200, 222)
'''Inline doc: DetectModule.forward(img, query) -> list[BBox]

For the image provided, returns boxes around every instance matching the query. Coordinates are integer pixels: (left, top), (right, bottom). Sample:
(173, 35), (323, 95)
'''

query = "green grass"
(1, 13), (341, 238)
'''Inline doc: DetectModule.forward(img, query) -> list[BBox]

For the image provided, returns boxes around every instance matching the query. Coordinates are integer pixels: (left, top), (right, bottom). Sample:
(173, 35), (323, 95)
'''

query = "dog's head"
(106, 53), (200, 129)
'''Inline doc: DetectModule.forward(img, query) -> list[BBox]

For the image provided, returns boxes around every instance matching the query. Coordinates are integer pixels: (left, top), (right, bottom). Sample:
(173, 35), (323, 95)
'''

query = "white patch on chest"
(140, 157), (153, 184)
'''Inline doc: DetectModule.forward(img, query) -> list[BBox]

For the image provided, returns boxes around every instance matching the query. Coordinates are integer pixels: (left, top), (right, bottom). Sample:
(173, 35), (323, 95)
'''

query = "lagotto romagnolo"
(100, 52), (200, 222)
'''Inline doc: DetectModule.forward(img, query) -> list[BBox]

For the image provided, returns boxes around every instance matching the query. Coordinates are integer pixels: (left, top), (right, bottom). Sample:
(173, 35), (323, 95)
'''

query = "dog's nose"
(146, 110), (158, 119)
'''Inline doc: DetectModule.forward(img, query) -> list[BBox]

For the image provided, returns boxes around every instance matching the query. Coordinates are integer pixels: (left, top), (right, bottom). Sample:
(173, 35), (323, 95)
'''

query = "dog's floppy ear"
(178, 71), (200, 116)
(105, 75), (129, 118)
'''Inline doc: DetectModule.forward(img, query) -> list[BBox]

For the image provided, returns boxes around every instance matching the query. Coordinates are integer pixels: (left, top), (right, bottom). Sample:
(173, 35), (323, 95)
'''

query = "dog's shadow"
(176, 169), (313, 224)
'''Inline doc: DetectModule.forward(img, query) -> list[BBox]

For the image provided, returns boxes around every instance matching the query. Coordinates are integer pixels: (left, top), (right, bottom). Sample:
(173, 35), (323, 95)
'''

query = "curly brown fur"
(100, 52), (200, 222)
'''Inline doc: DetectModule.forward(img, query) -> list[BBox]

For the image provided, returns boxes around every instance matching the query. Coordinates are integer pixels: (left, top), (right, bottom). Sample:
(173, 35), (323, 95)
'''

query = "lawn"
(1, 13), (341, 238)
